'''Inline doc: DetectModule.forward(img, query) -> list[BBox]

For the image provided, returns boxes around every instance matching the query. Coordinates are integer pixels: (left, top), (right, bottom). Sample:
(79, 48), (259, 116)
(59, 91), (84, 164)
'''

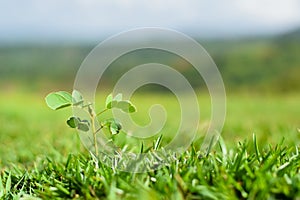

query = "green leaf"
(106, 94), (118, 109)
(106, 93), (122, 109)
(116, 101), (136, 113)
(114, 93), (123, 101)
(45, 91), (72, 110)
(77, 123), (89, 132)
(66, 116), (89, 132)
(66, 117), (79, 128)
(110, 121), (122, 135)
(72, 90), (84, 106)
(106, 100), (118, 109)
(56, 91), (73, 102)
(105, 93), (136, 112)
(129, 105), (137, 113)
(116, 101), (130, 111)
(102, 119), (122, 135)
(105, 94), (113, 108)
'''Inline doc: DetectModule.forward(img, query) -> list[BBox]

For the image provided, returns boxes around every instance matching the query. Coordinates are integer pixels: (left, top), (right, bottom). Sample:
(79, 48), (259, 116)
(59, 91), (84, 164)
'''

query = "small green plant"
(45, 90), (136, 156)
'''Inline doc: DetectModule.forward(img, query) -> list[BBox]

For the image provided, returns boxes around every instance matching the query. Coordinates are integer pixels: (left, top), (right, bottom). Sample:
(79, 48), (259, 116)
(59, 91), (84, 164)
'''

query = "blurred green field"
(1, 90), (299, 167)
(1, 29), (300, 93)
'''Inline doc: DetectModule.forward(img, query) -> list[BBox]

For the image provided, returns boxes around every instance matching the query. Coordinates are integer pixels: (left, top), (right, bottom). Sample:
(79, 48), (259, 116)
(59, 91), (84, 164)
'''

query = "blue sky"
(1, 0), (300, 42)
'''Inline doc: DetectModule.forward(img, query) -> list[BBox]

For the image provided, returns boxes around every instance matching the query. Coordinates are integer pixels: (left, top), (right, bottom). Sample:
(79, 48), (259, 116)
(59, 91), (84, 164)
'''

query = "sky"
(1, 0), (300, 42)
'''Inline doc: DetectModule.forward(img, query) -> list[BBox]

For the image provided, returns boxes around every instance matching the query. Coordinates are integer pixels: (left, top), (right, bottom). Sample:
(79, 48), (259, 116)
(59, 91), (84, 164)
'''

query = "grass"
(1, 137), (300, 199)
(0, 91), (300, 199)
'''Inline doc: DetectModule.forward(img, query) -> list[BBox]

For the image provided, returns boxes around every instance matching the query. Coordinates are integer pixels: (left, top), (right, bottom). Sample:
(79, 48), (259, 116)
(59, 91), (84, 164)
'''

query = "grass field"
(0, 90), (299, 199)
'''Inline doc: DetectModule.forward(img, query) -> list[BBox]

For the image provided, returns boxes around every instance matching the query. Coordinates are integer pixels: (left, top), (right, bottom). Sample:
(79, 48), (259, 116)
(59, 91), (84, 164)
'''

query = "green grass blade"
(0, 174), (4, 197)
(253, 134), (261, 162)
(5, 172), (11, 194)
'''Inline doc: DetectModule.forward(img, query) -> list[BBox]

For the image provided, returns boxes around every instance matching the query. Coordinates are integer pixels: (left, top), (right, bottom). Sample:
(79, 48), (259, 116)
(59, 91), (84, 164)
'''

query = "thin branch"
(96, 108), (109, 116)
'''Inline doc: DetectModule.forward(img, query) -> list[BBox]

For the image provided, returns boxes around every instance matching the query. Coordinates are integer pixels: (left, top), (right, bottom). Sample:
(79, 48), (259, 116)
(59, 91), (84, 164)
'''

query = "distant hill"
(0, 28), (299, 93)
(275, 27), (300, 41)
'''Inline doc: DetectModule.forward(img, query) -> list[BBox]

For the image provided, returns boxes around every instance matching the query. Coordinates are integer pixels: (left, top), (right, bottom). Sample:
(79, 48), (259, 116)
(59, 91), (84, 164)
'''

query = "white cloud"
(1, 0), (300, 40)
(234, 0), (300, 26)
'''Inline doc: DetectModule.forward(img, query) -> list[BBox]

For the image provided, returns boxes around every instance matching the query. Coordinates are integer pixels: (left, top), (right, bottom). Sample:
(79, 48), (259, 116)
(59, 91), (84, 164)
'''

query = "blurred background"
(0, 0), (299, 164)
(1, 0), (300, 93)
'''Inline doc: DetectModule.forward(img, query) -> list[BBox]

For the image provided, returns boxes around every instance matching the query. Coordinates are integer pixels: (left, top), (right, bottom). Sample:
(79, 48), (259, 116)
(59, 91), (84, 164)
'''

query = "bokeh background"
(1, 0), (300, 92)
(0, 0), (299, 165)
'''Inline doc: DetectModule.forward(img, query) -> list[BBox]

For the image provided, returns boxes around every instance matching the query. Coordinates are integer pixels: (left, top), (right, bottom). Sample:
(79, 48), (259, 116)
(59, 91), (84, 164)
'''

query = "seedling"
(45, 90), (136, 156)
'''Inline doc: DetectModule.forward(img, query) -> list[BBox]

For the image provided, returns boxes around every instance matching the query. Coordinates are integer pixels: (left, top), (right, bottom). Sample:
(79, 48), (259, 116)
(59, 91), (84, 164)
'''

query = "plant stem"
(91, 116), (98, 157)
(96, 108), (109, 117)
(95, 125), (104, 134)
(91, 107), (109, 157)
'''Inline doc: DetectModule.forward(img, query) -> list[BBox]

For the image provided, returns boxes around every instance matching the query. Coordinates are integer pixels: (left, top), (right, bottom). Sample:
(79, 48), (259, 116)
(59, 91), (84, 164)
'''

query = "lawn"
(0, 90), (299, 199)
